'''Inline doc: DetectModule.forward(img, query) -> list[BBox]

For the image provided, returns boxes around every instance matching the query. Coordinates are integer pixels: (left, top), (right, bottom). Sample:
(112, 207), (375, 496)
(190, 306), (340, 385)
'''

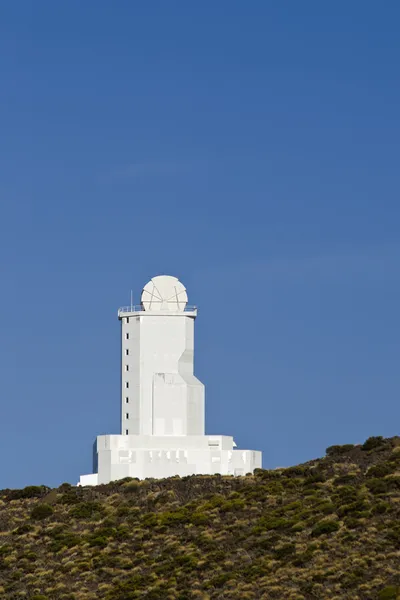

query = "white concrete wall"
(120, 311), (204, 438)
(79, 434), (261, 484)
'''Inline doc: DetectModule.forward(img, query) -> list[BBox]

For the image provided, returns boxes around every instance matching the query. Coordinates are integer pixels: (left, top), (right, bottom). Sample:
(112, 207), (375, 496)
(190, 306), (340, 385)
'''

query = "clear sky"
(1, 2), (399, 488)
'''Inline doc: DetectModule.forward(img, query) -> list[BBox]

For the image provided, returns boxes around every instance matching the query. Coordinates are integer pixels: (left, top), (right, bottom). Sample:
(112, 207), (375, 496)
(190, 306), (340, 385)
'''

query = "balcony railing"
(118, 305), (197, 313)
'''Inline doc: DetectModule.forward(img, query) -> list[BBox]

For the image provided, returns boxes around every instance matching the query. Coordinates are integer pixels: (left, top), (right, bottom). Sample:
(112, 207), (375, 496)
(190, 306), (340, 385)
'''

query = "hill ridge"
(0, 436), (399, 600)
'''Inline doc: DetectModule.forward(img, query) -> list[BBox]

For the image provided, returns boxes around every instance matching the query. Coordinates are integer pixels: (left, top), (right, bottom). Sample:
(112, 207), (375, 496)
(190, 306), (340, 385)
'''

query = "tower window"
(125, 365), (129, 372)
(125, 397), (129, 403)
(125, 413), (129, 419)
(125, 429), (129, 435)
(125, 382), (129, 389)
(126, 317), (130, 324)
(125, 349), (129, 356)
(125, 333), (129, 340)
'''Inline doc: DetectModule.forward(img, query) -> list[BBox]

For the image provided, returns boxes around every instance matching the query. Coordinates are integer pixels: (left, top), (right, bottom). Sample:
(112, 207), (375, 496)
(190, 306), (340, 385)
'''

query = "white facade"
(79, 275), (261, 485)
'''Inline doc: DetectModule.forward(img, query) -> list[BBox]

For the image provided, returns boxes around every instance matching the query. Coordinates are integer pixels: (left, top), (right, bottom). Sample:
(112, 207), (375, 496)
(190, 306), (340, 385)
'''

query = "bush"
(371, 502), (391, 515)
(333, 485), (359, 504)
(274, 543), (296, 559)
(190, 511), (209, 526)
(58, 491), (80, 505)
(122, 480), (140, 492)
(12, 523), (33, 535)
(311, 520), (340, 537)
(69, 501), (104, 519)
(337, 499), (369, 517)
(58, 482), (72, 491)
(333, 473), (359, 486)
(366, 478), (389, 495)
(366, 463), (395, 478)
(88, 536), (108, 548)
(258, 516), (293, 531)
(49, 530), (82, 552)
(362, 436), (386, 451)
(378, 586), (400, 599)
(283, 465), (309, 477)
(159, 509), (189, 526)
(30, 504), (54, 520)
(326, 444), (355, 456)
(9, 485), (47, 500)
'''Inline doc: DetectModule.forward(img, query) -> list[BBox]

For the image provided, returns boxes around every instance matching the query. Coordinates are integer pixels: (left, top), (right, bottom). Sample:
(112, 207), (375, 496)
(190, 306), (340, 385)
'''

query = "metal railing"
(118, 305), (197, 313)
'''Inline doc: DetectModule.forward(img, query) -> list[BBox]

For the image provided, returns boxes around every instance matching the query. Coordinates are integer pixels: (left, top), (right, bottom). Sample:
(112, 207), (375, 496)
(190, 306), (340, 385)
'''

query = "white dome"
(141, 275), (188, 311)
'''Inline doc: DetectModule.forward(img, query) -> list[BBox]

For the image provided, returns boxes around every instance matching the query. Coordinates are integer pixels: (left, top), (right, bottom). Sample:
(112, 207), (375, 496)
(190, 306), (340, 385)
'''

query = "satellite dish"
(141, 275), (188, 311)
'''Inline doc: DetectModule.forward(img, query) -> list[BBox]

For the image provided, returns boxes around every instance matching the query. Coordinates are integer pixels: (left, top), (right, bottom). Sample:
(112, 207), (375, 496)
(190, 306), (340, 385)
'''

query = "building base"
(79, 434), (262, 485)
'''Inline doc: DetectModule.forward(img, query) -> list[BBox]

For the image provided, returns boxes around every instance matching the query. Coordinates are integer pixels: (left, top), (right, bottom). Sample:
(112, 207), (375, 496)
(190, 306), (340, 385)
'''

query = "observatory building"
(79, 275), (261, 485)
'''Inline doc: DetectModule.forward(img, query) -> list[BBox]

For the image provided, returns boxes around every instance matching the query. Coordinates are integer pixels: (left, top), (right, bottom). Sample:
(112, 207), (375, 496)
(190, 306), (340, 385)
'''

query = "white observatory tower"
(79, 275), (261, 485)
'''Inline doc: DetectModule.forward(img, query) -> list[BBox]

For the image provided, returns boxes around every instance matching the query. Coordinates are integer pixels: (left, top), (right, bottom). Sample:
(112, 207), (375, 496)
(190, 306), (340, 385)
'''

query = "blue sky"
(1, 2), (399, 488)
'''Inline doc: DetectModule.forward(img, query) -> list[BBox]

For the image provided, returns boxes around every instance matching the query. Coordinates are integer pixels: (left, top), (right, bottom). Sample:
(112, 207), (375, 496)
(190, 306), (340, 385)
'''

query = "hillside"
(0, 436), (399, 600)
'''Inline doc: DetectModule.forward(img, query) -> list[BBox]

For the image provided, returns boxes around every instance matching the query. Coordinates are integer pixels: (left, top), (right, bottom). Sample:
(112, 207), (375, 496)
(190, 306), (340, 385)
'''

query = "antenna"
(130, 290), (133, 312)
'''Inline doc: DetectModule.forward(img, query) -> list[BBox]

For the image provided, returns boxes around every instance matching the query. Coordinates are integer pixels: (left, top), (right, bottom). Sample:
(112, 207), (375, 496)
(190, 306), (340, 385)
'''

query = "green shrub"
(190, 511), (209, 526)
(385, 523), (400, 545)
(366, 478), (389, 495)
(141, 513), (158, 527)
(69, 501), (104, 519)
(219, 498), (245, 512)
(58, 482), (72, 491)
(258, 516), (293, 531)
(291, 520), (307, 532)
(372, 501), (391, 515)
(31, 596), (49, 600)
(12, 523), (33, 535)
(387, 475), (400, 491)
(58, 491), (80, 505)
(292, 545), (316, 567)
(344, 517), (364, 529)
(337, 499), (369, 517)
(378, 586), (400, 599)
(50, 531), (82, 552)
(311, 520), (340, 537)
(122, 480), (140, 492)
(0, 545), (11, 555)
(159, 509), (189, 526)
(362, 436), (386, 451)
(326, 444), (355, 456)
(283, 465), (309, 477)
(367, 463), (395, 478)
(303, 471), (326, 485)
(88, 536), (108, 548)
(333, 474), (358, 486)
(9, 485), (47, 500)
(274, 543), (296, 559)
(30, 504), (53, 520)
(116, 504), (131, 516)
(333, 485), (359, 504)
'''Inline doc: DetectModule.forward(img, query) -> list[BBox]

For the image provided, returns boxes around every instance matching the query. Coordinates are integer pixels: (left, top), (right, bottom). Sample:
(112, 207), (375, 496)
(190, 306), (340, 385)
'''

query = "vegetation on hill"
(0, 436), (399, 600)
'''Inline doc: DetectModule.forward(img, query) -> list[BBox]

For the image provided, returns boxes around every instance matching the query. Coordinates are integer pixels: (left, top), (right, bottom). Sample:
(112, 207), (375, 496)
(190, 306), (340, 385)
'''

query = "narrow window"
(125, 365), (129, 372)
(125, 413), (129, 419)
(125, 397), (129, 403)
(125, 382), (129, 389)
(126, 317), (130, 324)
(125, 349), (129, 356)
(125, 429), (129, 435)
(125, 333), (129, 340)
